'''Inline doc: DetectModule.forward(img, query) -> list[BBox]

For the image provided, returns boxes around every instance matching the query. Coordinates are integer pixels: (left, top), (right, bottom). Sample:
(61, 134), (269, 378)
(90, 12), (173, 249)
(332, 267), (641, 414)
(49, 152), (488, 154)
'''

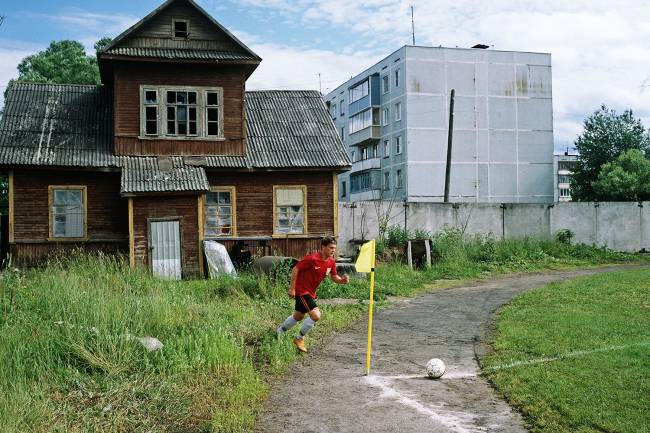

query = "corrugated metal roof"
(104, 47), (257, 61)
(0, 83), (117, 167)
(0, 84), (351, 191)
(240, 90), (351, 169)
(120, 156), (209, 193)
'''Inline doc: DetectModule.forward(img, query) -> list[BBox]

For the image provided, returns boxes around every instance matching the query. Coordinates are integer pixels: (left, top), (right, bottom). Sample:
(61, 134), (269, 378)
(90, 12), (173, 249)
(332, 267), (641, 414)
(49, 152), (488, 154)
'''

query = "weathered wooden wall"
(10, 169), (128, 265)
(113, 62), (246, 156)
(131, 194), (200, 277)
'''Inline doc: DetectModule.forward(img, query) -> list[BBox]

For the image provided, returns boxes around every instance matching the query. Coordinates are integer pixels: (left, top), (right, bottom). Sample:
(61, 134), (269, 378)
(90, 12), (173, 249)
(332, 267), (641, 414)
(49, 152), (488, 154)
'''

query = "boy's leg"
(277, 311), (304, 337)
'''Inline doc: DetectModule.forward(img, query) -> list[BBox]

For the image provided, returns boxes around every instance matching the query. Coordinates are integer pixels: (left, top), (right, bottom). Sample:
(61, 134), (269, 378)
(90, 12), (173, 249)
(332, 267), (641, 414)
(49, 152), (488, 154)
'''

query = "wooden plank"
(8, 171), (14, 243)
(197, 194), (204, 276)
(332, 172), (339, 238)
(128, 198), (135, 268)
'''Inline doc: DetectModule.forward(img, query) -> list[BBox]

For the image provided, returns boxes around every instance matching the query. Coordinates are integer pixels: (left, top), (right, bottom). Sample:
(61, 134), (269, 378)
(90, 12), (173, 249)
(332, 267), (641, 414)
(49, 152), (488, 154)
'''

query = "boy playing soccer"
(276, 237), (350, 352)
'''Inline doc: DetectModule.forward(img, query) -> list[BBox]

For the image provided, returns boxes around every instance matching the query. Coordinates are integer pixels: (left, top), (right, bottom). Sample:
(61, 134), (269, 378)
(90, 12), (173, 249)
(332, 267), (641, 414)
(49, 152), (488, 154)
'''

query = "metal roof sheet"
(104, 47), (257, 61)
(120, 156), (209, 193)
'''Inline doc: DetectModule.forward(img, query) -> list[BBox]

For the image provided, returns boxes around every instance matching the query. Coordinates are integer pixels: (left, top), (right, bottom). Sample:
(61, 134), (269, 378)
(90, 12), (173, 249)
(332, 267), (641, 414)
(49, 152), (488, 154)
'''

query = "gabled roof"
(99, 0), (260, 62)
(0, 83), (351, 193)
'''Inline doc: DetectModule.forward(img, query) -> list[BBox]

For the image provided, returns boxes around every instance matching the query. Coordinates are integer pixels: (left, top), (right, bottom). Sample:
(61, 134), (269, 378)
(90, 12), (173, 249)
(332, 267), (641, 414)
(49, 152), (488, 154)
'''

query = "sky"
(1, 0), (649, 151)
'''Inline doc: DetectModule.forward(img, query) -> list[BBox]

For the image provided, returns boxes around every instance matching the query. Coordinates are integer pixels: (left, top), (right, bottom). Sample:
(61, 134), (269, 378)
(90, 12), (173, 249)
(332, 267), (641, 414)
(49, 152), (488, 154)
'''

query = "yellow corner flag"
(356, 240), (376, 375)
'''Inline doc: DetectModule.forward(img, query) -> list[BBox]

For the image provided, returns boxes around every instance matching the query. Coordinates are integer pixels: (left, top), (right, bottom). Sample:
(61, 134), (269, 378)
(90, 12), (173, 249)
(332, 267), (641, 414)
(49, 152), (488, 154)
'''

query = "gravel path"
(255, 266), (642, 433)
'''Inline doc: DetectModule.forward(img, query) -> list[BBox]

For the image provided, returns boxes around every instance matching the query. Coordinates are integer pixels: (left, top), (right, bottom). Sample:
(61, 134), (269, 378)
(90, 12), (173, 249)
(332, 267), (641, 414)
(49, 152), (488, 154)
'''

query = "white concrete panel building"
(325, 45), (554, 203)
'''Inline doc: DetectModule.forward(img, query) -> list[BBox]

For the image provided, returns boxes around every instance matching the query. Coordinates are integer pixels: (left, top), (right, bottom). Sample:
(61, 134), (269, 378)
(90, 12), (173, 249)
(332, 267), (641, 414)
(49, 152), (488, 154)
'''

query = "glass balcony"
(351, 157), (381, 173)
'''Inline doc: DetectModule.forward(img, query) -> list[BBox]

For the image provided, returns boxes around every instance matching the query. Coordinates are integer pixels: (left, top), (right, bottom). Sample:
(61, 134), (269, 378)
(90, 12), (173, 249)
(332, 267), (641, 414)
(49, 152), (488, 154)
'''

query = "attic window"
(173, 20), (188, 38)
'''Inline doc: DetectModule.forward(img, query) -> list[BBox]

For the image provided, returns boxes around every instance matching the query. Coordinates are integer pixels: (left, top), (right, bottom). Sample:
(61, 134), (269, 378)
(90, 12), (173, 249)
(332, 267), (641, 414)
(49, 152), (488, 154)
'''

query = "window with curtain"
(274, 186), (306, 234)
(50, 186), (86, 238)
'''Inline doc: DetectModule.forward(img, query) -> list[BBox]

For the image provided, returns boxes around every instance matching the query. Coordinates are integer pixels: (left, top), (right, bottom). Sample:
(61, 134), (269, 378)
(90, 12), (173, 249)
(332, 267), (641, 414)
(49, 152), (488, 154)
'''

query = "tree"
(15, 40), (101, 85)
(592, 149), (650, 201)
(571, 105), (650, 201)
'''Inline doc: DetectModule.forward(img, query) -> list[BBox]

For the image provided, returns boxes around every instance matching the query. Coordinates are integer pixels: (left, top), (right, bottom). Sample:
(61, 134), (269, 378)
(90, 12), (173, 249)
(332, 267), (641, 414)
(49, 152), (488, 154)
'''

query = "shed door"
(150, 220), (181, 279)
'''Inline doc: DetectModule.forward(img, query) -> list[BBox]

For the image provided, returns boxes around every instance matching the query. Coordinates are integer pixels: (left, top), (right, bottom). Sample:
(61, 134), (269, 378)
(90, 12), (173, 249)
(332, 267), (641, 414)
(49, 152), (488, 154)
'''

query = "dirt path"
(255, 266), (644, 433)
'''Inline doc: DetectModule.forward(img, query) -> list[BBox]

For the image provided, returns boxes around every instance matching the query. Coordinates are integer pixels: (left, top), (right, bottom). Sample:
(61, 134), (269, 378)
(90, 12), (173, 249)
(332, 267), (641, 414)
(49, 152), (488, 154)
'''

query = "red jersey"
(294, 252), (338, 298)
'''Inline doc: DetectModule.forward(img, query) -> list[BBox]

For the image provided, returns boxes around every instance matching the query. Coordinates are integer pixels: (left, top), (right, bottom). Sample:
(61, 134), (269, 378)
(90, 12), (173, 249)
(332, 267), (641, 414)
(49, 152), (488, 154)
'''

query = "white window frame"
(339, 99), (345, 115)
(383, 172), (390, 190)
(395, 68), (401, 87)
(382, 74), (390, 94)
(396, 169), (403, 188)
(48, 185), (87, 241)
(383, 139), (390, 158)
(349, 109), (372, 134)
(382, 107), (389, 126)
(394, 102), (402, 122)
(139, 85), (224, 140)
(204, 186), (237, 237)
(331, 103), (337, 118)
(273, 185), (308, 236)
(395, 136), (402, 154)
(348, 80), (369, 104)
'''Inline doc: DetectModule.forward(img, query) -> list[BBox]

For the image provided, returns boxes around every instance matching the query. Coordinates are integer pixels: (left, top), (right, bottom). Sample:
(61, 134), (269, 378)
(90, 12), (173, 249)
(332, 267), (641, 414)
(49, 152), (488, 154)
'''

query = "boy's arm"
(288, 266), (299, 298)
(331, 273), (350, 284)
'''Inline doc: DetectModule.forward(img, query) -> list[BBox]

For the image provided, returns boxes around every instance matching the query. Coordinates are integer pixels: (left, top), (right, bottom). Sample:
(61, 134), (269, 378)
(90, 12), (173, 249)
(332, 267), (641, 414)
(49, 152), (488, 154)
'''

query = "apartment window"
(350, 172), (372, 193)
(49, 186), (87, 239)
(395, 68), (401, 87)
(383, 172), (390, 190)
(382, 74), (390, 94)
(349, 109), (372, 134)
(396, 170), (403, 188)
(340, 126), (345, 140)
(339, 99), (345, 115)
(204, 187), (236, 237)
(394, 102), (402, 122)
(372, 144), (378, 158)
(558, 161), (575, 171)
(383, 139), (390, 158)
(274, 186), (307, 235)
(331, 103), (337, 118)
(173, 20), (189, 39)
(348, 80), (369, 103)
(143, 89), (158, 135)
(351, 150), (356, 162)
(558, 175), (571, 184)
(141, 86), (223, 139)
(361, 147), (368, 160)
(382, 107), (389, 126)
(395, 136), (402, 154)
(341, 180), (347, 198)
(560, 188), (571, 198)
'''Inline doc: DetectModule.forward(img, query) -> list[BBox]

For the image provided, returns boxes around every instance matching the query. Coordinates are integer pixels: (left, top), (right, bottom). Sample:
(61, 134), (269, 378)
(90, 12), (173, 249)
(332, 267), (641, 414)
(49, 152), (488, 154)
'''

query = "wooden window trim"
(48, 185), (88, 242)
(203, 186), (237, 238)
(172, 18), (190, 40)
(272, 185), (308, 237)
(138, 85), (224, 140)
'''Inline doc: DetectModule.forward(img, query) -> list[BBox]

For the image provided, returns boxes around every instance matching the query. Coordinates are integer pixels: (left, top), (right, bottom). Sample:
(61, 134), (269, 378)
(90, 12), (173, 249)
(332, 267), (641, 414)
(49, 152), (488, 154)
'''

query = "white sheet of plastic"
(204, 241), (237, 278)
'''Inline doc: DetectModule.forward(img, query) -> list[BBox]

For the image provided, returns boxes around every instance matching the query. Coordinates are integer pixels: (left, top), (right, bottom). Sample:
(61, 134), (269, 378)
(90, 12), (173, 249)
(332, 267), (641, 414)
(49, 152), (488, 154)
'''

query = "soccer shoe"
(293, 337), (307, 353)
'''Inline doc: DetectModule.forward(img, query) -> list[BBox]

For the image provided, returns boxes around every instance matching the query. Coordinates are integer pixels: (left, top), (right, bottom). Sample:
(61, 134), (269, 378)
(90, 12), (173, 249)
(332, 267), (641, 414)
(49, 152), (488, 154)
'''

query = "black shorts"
(295, 294), (318, 313)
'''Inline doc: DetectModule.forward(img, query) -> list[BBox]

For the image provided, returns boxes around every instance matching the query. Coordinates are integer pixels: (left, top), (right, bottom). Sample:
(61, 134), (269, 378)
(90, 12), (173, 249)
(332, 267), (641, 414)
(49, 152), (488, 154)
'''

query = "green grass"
(481, 268), (650, 433)
(0, 237), (645, 432)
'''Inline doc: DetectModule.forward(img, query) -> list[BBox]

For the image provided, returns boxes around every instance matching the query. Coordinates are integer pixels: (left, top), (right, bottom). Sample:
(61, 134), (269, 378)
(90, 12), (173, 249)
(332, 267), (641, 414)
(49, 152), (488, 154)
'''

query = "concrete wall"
(338, 201), (650, 255)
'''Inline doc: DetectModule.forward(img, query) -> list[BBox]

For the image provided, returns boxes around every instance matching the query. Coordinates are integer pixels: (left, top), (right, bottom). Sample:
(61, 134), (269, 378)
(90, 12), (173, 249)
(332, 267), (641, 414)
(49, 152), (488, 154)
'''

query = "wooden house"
(0, 0), (350, 278)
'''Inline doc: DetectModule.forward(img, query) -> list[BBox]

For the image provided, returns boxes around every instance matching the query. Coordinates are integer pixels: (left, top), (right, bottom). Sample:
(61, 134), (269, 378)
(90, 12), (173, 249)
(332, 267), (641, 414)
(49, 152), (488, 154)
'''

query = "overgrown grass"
(481, 268), (650, 433)
(0, 235), (645, 432)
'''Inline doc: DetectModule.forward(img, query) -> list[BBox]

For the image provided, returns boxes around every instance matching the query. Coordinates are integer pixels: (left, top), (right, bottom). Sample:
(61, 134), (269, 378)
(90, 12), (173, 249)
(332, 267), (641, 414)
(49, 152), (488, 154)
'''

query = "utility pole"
(443, 89), (455, 202)
(410, 6), (415, 45)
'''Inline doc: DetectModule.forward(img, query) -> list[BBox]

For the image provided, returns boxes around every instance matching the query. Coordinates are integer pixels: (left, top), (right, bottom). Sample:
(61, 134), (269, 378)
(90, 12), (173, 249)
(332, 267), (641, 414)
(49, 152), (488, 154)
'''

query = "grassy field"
(0, 237), (645, 433)
(481, 268), (650, 433)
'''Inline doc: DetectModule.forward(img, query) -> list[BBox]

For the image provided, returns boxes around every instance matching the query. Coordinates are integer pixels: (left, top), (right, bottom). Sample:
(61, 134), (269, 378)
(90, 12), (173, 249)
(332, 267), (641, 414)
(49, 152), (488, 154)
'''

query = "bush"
(555, 229), (574, 244)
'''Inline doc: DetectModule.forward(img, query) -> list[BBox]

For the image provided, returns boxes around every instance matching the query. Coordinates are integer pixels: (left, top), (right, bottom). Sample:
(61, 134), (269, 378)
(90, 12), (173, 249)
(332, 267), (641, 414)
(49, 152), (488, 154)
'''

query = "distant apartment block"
(553, 153), (577, 202)
(325, 45), (554, 203)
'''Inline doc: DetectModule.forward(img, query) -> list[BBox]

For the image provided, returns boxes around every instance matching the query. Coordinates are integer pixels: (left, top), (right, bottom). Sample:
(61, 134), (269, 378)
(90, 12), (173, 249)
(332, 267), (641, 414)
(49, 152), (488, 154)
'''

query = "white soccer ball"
(425, 358), (446, 379)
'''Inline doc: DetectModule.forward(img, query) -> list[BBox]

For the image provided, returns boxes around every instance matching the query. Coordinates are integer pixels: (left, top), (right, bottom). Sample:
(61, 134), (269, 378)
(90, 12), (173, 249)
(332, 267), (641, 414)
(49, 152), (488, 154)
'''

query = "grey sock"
(278, 316), (298, 333)
(296, 317), (316, 340)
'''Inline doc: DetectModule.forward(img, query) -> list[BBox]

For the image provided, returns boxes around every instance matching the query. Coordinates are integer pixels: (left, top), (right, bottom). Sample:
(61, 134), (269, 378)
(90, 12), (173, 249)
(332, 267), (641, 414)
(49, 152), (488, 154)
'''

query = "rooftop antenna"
(318, 72), (322, 94)
(411, 6), (415, 45)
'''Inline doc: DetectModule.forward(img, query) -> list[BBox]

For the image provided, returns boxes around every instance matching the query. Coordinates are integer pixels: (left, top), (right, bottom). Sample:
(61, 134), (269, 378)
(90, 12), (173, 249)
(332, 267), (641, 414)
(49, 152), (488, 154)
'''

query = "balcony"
(351, 157), (381, 173)
(349, 125), (381, 147)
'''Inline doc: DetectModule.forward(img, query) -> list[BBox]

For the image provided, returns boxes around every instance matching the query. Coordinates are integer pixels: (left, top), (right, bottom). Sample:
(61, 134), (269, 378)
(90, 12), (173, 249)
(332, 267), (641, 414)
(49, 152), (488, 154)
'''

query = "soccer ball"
(425, 358), (446, 379)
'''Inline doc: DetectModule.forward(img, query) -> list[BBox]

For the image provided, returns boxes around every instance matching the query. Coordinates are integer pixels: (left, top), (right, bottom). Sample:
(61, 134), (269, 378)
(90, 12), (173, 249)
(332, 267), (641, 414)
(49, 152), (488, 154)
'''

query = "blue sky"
(1, 0), (649, 151)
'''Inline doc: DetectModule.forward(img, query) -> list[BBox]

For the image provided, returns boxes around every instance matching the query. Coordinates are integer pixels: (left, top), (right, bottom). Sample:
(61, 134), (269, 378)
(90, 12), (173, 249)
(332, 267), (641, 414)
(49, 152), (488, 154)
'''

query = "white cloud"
(0, 39), (44, 109)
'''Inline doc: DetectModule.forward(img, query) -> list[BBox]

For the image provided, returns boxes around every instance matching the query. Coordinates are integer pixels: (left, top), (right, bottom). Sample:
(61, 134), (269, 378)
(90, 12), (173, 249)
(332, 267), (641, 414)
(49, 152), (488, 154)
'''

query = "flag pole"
(365, 240), (376, 376)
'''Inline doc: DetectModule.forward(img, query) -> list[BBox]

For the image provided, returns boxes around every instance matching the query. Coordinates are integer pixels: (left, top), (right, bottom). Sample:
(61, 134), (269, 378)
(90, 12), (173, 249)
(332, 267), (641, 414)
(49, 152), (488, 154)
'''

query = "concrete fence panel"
(550, 202), (597, 245)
